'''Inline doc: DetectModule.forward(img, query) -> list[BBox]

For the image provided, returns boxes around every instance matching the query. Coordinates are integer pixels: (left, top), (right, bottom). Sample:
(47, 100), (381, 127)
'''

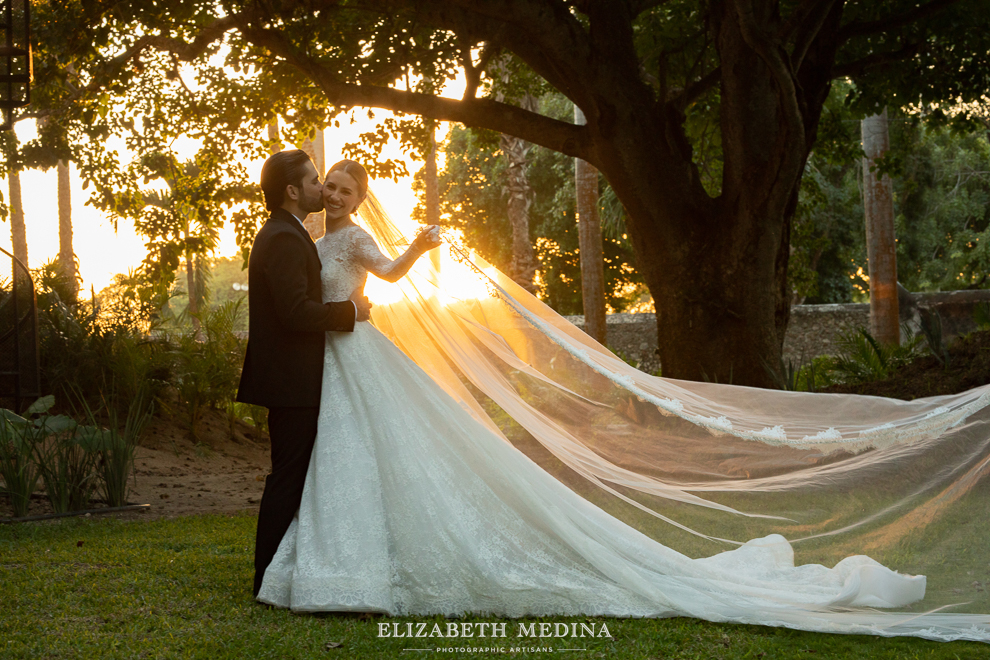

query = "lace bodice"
(316, 224), (402, 302)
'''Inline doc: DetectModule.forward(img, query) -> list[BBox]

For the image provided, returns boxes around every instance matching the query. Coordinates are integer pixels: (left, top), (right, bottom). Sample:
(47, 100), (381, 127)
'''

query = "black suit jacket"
(236, 208), (356, 408)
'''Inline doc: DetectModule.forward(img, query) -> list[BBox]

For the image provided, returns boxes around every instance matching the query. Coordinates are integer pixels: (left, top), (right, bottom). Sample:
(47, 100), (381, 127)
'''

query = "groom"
(237, 149), (372, 598)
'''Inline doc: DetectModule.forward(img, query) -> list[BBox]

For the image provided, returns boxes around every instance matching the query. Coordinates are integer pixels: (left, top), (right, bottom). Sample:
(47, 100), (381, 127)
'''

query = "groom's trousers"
(254, 406), (321, 598)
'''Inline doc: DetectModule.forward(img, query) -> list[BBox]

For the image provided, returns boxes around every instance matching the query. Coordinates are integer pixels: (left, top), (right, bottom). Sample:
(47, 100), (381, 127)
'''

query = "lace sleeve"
(354, 227), (422, 283)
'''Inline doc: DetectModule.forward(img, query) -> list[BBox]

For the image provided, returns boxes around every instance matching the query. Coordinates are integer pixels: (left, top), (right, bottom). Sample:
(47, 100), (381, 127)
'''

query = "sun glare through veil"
(355, 185), (494, 307)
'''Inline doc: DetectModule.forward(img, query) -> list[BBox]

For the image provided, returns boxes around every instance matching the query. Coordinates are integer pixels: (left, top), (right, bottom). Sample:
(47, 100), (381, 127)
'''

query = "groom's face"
(289, 161), (325, 215)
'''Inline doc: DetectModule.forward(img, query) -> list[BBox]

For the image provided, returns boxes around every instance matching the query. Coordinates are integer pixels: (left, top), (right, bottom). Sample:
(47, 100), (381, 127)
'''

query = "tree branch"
(237, 25), (593, 162)
(832, 41), (922, 78)
(15, 24), (209, 124)
(732, 0), (804, 142)
(460, 39), (499, 101)
(438, 0), (597, 106)
(730, 0), (806, 203)
(787, 0), (842, 71)
(138, 12), (254, 62)
(669, 67), (720, 111)
(838, 0), (961, 42)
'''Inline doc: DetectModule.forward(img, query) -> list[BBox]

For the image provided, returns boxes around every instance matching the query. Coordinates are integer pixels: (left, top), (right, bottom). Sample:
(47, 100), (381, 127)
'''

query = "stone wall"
(565, 289), (990, 372)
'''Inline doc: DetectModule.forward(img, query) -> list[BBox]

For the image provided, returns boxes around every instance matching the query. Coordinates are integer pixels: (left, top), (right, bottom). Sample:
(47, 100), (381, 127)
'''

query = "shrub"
(831, 327), (922, 383)
(167, 300), (246, 440)
(36, 270), (172, 418)
(974, 301), (990, 331)
(27, 400), (100, 515)
(74, 388), (155, 508)
(0, 406), (41, 518)
(918, 307), (951, 368)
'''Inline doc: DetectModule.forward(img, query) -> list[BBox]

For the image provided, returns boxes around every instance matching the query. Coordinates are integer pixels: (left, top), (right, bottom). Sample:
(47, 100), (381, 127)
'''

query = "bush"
(973, 301), (990, 331)
(166, 300), (247, 441)
(35, 263), (173, 418)
(919, 307), (951, 368)
(75, 388), (155, 508)
(0, 406), (41, 518)
(21, 396), (100, 514)
(34, 264), (255, 448)
(0, 392), (156, 516)
(830, 327), (923, 383)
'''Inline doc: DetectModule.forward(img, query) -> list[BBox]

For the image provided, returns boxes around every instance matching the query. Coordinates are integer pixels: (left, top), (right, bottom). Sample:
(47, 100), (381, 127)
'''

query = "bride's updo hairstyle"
(327, 159), (369, 203)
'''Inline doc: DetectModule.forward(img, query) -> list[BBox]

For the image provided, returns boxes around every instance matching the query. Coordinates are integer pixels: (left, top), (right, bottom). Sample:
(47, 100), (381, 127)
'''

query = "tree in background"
(790, 88), (990, 304)
(788, 83), (866, 305)
(5, 173), (27, 271)
(573, 104), (607, 344)
(861, 108), (900, 345)
(56, 159), (78, 301)
(124, 148), (251, 332)
(490, 55), (539, 293)
(893, 122), (990, 291)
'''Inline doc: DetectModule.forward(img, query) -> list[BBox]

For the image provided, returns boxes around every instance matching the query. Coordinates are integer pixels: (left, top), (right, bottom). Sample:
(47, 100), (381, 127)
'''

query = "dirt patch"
(0, 409), (272, 522)
(823, 329), (990, 400)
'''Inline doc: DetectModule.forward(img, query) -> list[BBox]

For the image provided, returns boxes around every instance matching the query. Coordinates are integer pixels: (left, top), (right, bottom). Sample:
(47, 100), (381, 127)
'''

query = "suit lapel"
(271, 208), (320, 261)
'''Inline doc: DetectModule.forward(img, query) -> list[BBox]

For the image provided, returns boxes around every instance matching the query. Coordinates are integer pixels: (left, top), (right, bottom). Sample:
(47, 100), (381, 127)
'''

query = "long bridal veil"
(356, 191), (990, 641)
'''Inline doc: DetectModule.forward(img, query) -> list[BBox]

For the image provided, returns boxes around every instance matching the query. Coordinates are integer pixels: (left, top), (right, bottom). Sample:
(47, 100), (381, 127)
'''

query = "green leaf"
(24, 395), (55, 416)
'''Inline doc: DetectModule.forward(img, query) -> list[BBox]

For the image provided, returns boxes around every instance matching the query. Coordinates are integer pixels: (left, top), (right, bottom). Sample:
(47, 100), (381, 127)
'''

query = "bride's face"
(323, 170), (364, 222)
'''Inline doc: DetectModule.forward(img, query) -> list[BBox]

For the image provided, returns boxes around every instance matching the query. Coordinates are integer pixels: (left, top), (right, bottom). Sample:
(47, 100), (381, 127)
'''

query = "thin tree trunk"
(194, 253), (206, 311)
(491, 58), (538, 293)
(422, 122), (442, 277)
(183, 224), (199, 333)
(267, 121), (281, 155)
(574, 106), (606, 345)
(300, 129), (325, 240)
(499, 128), (538, 293)
(862, 109), (900, 345)
(57, 159), (78, 300)
(8, 169), (27, 270)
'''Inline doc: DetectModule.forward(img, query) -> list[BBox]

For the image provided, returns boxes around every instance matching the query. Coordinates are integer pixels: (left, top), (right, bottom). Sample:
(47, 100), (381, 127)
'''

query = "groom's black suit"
(236, 207), (357, 597)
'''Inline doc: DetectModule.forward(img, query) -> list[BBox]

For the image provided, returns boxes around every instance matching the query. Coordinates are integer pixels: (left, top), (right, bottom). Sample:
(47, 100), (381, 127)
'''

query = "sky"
(3, 111), (436, 293)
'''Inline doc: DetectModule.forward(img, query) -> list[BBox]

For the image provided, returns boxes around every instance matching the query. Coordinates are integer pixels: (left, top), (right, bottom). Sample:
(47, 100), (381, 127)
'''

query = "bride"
(257, 159), (990, 642)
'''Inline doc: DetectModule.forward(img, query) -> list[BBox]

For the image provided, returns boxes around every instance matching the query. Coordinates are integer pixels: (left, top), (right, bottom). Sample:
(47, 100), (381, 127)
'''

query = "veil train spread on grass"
(342, 192), (990, 640)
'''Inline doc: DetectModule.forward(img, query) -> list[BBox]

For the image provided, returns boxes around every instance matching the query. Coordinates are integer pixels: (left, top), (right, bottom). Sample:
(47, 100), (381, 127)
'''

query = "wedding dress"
(256, 208), (990, 642)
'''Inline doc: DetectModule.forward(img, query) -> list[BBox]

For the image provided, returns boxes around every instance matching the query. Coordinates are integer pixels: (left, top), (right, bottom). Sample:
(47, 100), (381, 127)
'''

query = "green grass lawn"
(0, 514), (987, 659)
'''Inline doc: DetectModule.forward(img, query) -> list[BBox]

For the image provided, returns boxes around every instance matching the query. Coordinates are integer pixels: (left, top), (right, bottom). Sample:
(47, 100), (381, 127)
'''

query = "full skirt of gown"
(252, 322), (959, 638)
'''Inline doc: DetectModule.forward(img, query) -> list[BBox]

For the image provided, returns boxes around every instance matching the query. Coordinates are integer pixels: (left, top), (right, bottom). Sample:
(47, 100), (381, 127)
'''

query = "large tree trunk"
(566, 0), (840, 387)
(8, 169), (27, 270)
(57, 160), (78, 300)
(861, 109), (900, 345)
(573, 105), (607, 345)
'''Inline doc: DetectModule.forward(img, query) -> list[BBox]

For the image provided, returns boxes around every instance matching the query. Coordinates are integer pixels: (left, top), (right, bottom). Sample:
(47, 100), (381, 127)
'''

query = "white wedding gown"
(257, 224), (980, 640)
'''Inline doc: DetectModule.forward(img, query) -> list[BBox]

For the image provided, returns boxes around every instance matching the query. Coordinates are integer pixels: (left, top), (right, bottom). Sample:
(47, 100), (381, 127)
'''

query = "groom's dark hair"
(260, 149), (313, 212)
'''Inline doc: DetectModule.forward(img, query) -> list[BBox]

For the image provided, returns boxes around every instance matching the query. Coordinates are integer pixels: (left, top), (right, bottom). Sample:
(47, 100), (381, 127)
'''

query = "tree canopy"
(16, 0), (990, 386)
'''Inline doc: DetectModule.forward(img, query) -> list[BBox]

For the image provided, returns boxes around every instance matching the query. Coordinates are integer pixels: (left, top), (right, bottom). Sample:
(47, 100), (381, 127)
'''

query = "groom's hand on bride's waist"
(350, 295), (373, 322)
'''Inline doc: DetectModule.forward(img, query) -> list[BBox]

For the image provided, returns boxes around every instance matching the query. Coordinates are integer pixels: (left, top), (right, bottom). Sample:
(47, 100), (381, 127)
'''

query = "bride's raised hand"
(412, 225), (442, 253)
